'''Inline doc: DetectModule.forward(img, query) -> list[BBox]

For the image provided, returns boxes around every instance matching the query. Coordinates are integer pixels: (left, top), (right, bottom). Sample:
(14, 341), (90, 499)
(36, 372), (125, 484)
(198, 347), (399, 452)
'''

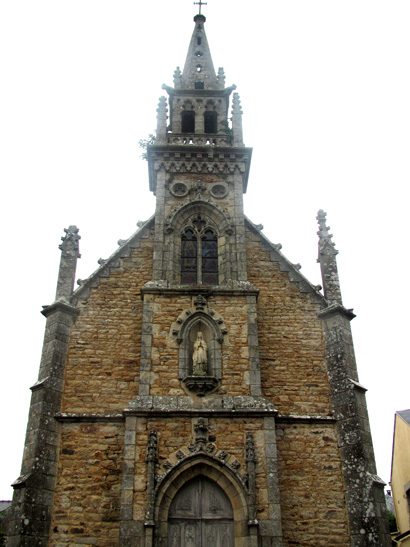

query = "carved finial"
(193, 294), (207, 311)
(194, 417), (209, 444)
(317, 209), (337, 253)
(231, 92), (244, 146)
(173, 66), (182, 89)
(217, 67), (225, 90)
(56, 226), (81, 299)
(245, 432), (257, 463)
(316, 210), (343, 305)
(59, 225), (81, 259)
(146, 430), (158, 463)
(156, 96), (168, 144)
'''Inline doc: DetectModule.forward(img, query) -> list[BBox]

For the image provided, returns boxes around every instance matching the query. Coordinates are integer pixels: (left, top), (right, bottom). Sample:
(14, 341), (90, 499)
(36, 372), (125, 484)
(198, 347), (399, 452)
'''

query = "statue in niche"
(192, 331), (207, 376)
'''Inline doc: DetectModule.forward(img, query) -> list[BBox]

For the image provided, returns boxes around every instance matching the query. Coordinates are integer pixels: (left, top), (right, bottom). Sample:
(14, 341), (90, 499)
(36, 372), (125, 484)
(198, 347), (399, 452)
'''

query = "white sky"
(1, 0), (409, 501)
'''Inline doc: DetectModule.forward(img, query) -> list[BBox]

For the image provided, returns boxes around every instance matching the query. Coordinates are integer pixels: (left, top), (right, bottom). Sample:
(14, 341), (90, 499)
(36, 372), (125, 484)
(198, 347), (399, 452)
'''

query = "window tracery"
(181, 215), (218, 285)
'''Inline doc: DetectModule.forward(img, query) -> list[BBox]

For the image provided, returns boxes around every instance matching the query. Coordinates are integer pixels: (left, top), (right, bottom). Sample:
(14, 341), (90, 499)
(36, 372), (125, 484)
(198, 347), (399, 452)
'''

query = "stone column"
(7, 227), (80, 546)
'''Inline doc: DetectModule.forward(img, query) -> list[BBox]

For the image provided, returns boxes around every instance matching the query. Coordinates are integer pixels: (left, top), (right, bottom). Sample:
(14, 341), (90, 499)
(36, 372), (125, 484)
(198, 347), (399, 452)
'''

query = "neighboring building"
(7, 12), (390, 547)
(391, 409), (410, 546)
(0, 501), (12, 545)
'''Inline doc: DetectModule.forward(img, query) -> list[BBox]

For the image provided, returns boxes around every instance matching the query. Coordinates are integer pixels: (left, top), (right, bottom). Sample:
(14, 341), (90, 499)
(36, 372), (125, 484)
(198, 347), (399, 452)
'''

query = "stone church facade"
(8, 13), (390, 547)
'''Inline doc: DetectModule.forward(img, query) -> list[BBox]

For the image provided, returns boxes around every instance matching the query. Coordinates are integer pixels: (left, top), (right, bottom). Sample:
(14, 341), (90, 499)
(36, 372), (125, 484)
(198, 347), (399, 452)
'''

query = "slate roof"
(397, 409), (410, 426)
(0, 501), (11, 514)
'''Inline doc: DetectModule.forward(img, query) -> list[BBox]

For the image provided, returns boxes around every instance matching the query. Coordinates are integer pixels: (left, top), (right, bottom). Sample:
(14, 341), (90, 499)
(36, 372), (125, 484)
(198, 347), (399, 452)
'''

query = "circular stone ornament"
(170, 182), (189, 197)
(210, 183), (228, 199)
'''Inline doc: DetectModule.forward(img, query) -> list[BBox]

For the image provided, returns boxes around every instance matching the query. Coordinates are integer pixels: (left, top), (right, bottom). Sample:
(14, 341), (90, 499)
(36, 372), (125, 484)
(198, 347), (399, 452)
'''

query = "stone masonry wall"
(246, 228), (331, 416)
(49, 422), (124, 546)
(148, 294), (252, 397)
(276, 422), (350, 546)
(62, 232), (154, 414)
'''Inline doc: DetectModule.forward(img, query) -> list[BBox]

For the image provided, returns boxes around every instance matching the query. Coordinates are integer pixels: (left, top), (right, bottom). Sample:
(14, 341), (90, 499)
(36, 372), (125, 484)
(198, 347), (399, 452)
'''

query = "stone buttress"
(7, 227), (80, 546)
(317, 210), (390, 545)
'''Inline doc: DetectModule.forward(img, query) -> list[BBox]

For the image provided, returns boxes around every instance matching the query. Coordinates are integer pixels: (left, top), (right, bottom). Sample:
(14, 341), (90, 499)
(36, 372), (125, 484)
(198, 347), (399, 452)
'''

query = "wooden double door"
(168, 476), (234, 546)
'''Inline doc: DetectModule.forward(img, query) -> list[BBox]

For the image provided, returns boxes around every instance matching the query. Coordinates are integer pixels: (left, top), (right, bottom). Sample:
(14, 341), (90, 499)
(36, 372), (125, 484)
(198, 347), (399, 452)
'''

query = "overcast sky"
(1, 0), (409, 501)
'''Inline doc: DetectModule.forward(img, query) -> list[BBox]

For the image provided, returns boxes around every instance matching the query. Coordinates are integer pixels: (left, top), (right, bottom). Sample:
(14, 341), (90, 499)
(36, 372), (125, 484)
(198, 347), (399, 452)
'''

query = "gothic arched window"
(181, 110), (195, 133)
(204, 110), (217, 133)
(181, 217), (218, 285)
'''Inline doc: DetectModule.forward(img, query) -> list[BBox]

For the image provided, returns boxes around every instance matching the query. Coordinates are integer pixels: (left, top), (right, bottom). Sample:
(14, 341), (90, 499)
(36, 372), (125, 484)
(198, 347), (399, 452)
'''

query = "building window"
(181, 110), (195, 133)
(181, 217), (218, 285)
(204, 111), (217, 133)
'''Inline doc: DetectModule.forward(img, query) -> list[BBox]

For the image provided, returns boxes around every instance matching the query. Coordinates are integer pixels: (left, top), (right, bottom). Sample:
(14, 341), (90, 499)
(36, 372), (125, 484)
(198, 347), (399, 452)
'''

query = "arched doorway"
(168, 475), (234, 546)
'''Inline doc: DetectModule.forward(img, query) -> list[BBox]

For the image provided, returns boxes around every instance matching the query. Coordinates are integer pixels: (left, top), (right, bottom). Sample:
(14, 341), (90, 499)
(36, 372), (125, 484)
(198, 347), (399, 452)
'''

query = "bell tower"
(147, 13), (252, 288)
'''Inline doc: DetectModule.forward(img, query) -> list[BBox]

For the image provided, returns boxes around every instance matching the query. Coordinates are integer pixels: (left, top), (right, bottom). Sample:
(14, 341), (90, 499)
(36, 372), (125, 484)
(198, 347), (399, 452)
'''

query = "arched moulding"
(164, 200), (235, 286)
(165, 199), (233, 235)
(170, 297), (228, 396)
(155, 446), (245, 492)
(153, 453), (250, 545)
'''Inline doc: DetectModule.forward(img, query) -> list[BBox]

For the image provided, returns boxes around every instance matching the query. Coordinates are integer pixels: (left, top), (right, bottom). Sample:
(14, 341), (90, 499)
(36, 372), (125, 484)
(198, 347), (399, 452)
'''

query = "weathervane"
(194, 0), (207, 14)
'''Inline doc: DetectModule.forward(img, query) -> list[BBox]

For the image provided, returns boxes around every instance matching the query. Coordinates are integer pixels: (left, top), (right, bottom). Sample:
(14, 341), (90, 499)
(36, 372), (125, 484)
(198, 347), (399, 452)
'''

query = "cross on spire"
(194, 0), (207, 14)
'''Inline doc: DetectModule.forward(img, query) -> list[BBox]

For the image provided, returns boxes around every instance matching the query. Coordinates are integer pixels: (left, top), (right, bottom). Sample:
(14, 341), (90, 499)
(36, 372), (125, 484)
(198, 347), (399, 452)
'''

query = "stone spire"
(56, 225), (81, 299)
(181, 14), (218, 90)
(316, 210), (342, 305)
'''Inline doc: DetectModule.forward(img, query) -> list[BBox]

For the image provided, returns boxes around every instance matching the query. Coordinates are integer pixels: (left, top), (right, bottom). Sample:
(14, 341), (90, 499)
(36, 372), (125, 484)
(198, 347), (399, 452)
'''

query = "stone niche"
(171, 296), (227, 396)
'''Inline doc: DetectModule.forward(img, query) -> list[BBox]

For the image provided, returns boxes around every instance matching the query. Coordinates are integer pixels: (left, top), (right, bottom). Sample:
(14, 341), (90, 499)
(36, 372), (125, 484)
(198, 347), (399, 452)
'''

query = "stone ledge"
(141, 285), (259, 298)
(55, 413), (124, 423)
(41, 299), (79, 318)
(350, 379), (368, 393)
(276, 414), (337, 424)
(318, 304), (356, 321)
(125, 395), (277, 417)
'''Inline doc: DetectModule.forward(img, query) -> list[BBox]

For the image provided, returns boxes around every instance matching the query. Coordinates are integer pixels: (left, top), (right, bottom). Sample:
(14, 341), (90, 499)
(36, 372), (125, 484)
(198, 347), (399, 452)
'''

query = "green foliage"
(0, 530), (6, 546)
(387, 510), (397, 533)
(138, 133), (156, 161)
(220, 119), (232, 135)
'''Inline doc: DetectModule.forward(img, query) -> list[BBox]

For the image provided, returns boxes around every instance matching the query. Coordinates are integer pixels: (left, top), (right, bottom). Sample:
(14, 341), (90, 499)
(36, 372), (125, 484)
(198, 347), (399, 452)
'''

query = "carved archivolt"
(150, 425), (253, 544)
(164, 199), (233, 236)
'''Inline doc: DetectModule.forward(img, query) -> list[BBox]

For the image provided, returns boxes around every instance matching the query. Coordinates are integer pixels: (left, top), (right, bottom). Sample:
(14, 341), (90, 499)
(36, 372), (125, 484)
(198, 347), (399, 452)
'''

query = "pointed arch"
(178, 311), (223, 381)
(154, 454), (249, 545)
(164, 200), (234, 286)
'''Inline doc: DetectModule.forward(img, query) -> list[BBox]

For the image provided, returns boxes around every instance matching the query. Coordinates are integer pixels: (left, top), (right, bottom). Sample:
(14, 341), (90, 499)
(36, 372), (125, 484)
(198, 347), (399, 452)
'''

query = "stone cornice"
(55, 413), (124, 423)
(54, 411), (336, 425)
(41, 299), (79, 318)
(318, 303), (356, 321)
(275, 414), (337, 424)
(124, 395), (277, 417)
(147, 145), (252, 193)
(141, 285), (259, 299)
